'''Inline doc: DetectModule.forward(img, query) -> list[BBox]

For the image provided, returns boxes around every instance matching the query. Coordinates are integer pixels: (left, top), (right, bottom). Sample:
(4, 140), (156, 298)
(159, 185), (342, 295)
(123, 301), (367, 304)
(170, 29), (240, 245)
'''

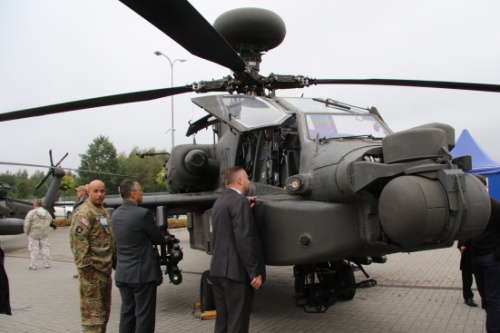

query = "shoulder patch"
(75, 226), (84, 234)
(79, 218), (89, 226)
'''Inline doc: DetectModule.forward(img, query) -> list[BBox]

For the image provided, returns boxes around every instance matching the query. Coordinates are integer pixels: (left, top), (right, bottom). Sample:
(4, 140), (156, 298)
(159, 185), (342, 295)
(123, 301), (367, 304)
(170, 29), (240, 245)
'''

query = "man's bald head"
(88, 180), (106, 207)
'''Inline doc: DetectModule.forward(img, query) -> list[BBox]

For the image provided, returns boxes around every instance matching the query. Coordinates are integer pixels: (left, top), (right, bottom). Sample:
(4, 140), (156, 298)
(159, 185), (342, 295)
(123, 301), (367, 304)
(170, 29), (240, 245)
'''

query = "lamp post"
(154, 51), (187, 149)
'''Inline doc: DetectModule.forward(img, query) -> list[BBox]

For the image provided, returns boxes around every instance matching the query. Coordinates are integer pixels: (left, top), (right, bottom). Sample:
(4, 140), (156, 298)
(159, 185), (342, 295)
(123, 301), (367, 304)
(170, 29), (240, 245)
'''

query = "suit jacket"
(0, 245), (11, 315)
(472, 197), (500, 258)
(209, 189), (266, 283)
(457, 239), (473, 271)
(112, 201), (165, 284)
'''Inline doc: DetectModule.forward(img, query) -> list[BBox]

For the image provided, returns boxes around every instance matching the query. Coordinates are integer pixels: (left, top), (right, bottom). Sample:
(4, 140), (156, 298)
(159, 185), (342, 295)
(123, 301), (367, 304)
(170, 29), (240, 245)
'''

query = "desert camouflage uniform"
(24, 207), (52, 269)
(70, 200), (115, 333)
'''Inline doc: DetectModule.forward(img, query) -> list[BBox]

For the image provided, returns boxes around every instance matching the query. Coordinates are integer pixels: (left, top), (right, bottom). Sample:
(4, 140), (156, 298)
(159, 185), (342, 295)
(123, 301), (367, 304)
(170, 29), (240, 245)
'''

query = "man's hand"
(250, 275), (263, 289)
(247, 196), (257, 208)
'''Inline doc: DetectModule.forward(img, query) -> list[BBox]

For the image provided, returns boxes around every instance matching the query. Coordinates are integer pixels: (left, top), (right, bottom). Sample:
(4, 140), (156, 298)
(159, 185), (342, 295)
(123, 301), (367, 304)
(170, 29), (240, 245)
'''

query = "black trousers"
(211, 277), (255, 333)
(461, 269), (475, 300)
(115, 280), (157, 333)
(472, 252), (500, 333)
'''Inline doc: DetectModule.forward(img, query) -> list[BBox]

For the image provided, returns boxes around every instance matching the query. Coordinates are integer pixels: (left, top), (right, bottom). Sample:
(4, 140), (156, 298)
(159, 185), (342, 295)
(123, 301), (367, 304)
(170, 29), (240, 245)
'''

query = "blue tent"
(450, 129), (500, 200)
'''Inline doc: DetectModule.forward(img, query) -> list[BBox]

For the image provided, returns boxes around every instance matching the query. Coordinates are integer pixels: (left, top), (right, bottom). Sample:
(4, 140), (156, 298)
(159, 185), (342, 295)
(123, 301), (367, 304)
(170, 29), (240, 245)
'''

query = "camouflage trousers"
(78, 271), (112, 333)
(28, 236), (50, 269)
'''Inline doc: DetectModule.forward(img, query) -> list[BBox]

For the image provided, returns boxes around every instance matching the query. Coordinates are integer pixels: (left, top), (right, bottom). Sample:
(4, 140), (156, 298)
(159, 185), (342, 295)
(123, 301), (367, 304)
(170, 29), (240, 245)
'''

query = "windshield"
(221, 96), (289, 129)
(191, 95), (290, 133)
(306, 113), (390, 140)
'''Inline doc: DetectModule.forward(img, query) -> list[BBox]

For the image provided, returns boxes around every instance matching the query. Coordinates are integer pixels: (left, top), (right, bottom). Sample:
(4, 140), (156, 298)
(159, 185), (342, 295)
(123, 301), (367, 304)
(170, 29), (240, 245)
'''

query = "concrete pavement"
(0, 227), (487, 332)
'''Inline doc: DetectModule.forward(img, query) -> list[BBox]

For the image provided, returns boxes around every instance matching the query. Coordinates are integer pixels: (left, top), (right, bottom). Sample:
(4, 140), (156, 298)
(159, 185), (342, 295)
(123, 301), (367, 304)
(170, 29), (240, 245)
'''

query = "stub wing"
(104, 192), (221, 215)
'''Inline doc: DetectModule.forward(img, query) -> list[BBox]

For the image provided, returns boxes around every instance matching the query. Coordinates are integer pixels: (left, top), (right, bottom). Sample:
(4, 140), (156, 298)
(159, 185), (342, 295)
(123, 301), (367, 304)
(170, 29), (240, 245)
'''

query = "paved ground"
(0, 227), (487, 333)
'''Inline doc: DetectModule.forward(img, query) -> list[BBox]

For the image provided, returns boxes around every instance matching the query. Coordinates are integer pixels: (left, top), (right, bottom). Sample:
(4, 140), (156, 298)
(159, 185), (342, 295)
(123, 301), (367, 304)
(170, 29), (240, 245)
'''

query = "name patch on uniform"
(79, 218), (89, 226)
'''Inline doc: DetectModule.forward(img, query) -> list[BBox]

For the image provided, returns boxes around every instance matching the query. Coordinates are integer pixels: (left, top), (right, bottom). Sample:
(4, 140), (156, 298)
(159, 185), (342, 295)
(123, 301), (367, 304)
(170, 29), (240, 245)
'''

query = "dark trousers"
(115, 281), (157, 333)
(461, 269), (475, 300)
(211, 276), (255, 333)
(472, 252), (500, 333)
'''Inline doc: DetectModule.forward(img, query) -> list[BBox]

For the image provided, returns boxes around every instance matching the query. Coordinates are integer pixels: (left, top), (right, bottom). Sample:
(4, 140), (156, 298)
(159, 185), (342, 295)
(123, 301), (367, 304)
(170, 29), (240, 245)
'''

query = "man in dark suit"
(457, 239), (478, 307)
(112, 179), (165, 333)
(0, 242), (11, 316)
(471, 174), (500, 332)
(210, 166), (266, 333)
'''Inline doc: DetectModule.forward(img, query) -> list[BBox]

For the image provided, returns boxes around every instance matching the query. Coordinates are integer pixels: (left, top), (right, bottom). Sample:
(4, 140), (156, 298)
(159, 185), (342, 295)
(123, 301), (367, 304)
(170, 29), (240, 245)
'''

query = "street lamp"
(154, 51), (187, 149)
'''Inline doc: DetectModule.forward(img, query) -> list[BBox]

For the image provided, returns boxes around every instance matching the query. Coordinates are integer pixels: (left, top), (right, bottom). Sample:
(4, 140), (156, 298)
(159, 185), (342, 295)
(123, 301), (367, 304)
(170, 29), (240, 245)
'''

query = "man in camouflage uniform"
(73, 185), (89, 216)
(24, 199), (52, 270)
(71, 185), (89, 279)
(70, 180), (116, 333)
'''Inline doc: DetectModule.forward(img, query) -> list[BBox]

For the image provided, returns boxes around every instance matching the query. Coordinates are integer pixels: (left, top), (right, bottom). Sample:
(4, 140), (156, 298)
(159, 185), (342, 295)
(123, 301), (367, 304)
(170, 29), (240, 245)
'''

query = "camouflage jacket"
(70, 201), (116, 276)
(24, 207), (52, 240)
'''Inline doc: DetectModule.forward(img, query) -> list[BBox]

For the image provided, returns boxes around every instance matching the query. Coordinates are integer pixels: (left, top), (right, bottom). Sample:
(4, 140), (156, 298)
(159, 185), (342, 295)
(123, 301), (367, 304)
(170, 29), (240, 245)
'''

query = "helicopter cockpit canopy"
(304, 113), (391, 140)
(191, 94), (291, 133)
(281, 97), (391, 141)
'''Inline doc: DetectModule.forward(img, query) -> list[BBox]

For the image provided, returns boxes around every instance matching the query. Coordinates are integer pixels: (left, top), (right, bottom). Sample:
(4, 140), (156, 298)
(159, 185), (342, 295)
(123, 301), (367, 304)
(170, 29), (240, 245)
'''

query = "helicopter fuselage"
(162, 95), (489, 267)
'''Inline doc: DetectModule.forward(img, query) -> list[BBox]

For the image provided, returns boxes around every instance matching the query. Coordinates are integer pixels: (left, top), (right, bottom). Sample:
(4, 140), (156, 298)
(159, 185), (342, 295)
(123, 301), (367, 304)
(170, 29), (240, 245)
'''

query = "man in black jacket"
(112, 179), (165, 333)
(471, 174), (500, 332)
(457, 239), (477, 307)
(0, 242), (11, 316)
(209, 166), (266, 333)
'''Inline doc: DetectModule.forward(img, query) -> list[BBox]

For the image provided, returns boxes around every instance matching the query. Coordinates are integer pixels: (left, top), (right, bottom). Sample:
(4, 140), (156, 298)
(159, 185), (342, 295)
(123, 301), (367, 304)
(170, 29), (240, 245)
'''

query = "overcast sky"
(1, 0), (500, 175)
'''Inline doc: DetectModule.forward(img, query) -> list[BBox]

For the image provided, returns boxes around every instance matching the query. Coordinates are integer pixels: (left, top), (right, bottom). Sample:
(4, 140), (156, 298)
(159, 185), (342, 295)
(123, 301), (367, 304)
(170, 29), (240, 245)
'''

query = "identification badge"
(100, 217), (109, 226)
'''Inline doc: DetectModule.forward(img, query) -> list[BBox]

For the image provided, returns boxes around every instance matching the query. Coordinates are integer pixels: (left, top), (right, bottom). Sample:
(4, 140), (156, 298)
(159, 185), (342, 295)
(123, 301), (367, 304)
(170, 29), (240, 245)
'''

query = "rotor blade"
(0, 86), (193, 122)
(119, 0), (246, 72)
(35, 152), (69, 189)
(49, 150), (54, 167)
(311, 79), (500, 93)
(36, 171), (52, 190)
(0, 161), (136, 178)
(0, 162), (57, 169)
(53, 152), (69, 168)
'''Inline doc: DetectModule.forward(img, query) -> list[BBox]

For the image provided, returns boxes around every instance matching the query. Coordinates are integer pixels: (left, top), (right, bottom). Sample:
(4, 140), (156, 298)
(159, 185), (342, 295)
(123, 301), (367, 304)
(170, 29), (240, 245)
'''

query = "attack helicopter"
(1, 0), (500, 312)
(0, 151), (136, 236)
(0, 151), (67, 235)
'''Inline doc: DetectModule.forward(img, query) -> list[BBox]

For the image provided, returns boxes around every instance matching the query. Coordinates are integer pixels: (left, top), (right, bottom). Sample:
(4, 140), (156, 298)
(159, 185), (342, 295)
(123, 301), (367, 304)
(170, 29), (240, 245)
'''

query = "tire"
(67, 211), (73, 220)
(200, 270), (216, 312)
(338, 264), (356, 301)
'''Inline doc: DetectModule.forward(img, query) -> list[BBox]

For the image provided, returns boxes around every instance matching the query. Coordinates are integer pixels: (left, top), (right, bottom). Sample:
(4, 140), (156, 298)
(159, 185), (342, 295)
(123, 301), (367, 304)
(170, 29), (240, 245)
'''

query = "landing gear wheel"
(338, 263), (356, 301)
(200, 270), (216, 312)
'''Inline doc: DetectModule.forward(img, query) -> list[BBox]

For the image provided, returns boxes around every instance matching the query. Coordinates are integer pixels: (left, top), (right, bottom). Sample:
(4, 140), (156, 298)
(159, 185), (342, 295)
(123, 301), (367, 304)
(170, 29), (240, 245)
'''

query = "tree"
(59, 175), (75, 201)
(60, 175), (75, 192)
(31, 170), (50, 199)
(0, 140), (170, 199)
(156, 167), (166, 187)
(0, 172), (18, 194)
(78, 136), (121, 194)
(121, 147), (167, 193)
(0, 169), (51, 199)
